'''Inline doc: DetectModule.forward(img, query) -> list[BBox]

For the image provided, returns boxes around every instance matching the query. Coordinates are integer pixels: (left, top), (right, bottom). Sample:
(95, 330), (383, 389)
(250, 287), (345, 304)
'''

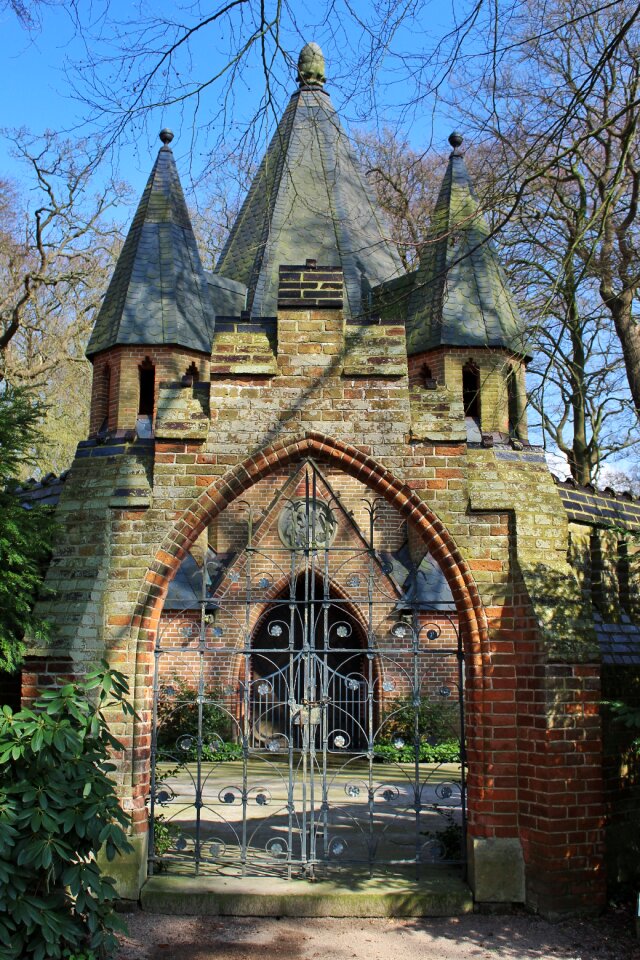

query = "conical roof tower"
(406, 133), (528, 356)
(216, 43), (403, 318)
(87, 129), (214, 357)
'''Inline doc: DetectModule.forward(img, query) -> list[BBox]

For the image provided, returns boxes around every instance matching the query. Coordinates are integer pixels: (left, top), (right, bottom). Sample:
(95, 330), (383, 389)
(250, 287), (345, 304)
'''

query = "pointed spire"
(406, 133), (528, 356)
(215, 46), (403, 318)
(86, 130), (214, 357)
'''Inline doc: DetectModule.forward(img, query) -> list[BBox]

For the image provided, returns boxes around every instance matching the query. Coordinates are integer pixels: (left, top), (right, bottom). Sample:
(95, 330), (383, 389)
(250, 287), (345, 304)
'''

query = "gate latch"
(292, 703), (322, 726)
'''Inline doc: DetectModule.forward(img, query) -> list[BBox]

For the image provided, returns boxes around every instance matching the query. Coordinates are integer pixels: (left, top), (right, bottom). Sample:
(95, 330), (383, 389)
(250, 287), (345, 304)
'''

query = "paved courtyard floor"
(116, 909), (640, 960)
(153, 759), (464, 874)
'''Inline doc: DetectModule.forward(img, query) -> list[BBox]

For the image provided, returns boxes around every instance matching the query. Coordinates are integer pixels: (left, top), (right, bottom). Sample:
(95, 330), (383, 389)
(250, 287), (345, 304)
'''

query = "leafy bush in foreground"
(0, 665), (134, 960)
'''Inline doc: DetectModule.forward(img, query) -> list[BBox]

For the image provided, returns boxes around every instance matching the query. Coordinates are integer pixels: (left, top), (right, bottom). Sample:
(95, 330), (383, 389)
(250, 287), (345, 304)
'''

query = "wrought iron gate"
(149, 462), (466, 880)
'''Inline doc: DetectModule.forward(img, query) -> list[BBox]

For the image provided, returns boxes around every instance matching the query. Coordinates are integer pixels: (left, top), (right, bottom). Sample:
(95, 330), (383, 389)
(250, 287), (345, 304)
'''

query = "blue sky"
(5, 0), (635, 475)
(0, 0), (462, 199)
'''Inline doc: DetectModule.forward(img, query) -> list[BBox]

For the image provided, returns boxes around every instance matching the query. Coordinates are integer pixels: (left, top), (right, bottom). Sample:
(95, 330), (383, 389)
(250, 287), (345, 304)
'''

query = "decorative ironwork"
(148, 460), (466, 881)
(278, 497), (337, 548)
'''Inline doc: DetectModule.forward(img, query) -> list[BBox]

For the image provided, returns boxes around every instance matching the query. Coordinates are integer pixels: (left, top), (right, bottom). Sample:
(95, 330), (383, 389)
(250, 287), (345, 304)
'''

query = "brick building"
(25, 43), (640, 914)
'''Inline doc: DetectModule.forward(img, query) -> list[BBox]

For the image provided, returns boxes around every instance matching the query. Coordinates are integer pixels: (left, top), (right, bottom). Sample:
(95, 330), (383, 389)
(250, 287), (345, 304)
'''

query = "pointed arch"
(126, 430), (489, 829)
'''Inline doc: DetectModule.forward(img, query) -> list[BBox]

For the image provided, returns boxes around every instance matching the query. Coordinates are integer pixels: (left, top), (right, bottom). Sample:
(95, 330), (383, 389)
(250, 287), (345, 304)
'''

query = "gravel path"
(115, 909), (640, 960)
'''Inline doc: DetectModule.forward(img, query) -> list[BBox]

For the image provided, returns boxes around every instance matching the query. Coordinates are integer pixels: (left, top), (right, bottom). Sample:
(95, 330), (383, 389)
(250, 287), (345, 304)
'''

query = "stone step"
(140, 870), (473, 917)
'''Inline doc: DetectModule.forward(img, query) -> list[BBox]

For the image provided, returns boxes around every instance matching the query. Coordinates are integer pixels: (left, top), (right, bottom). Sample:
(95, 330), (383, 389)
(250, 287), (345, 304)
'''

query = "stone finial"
(159, 128), (174, 146)
(448, 131), (463, 154)
(298, 42), (326, 88)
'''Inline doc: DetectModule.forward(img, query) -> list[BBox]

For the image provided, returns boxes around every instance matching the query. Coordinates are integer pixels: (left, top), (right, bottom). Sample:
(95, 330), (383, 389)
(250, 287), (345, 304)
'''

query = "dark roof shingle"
(406, 137), (528, 356)
(87, 142), (214, 357)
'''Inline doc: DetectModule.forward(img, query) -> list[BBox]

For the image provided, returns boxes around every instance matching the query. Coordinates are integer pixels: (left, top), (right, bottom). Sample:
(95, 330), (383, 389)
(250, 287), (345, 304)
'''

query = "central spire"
(215, 43), (402, 318)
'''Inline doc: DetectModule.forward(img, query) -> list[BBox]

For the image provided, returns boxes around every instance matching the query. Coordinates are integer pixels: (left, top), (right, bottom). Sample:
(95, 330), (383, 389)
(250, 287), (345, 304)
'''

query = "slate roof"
(215, 54), (403, 319)
(205, 272), (247, 318)
(554, 478), (640, 530)
(375, 545), (456, 610)
(86, 133), (215, 357)
(14, 472), (68, 509)
(595, 620), (640, 665)
(405, 135), (528, 356)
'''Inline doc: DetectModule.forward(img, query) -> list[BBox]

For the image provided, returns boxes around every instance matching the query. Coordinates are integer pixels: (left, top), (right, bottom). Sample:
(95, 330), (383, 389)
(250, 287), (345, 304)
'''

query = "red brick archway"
(127, 430), (490, 837)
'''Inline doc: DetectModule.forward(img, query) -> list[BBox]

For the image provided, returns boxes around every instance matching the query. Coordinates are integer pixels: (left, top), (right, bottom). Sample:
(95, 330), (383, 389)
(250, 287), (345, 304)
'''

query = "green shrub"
(0, 664), (134, 960)
(422, 811), (464, 860)
(156, 677), (232, 758)
(382, 694), (461, 744)
(202, 740), (242, 761)
(152, 815), (182, 859)
(374, 739), (461, 764)
(604, 699), (640, 753)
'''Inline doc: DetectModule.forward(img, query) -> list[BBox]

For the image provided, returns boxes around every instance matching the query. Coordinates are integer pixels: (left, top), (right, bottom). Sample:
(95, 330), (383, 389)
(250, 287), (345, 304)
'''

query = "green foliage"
(0, 385), (57, 671)
(202, 740), (242, 761)
(603, 700), (640, 752)
(376, 695), (461, 763)
(374, 739), (461, 764)
(0, 664), (134, 960)
(422, 810), (464, 860)
(152, 815), (181, 860)
(156, 677), (232, 758)
(382, 694), (460, 743)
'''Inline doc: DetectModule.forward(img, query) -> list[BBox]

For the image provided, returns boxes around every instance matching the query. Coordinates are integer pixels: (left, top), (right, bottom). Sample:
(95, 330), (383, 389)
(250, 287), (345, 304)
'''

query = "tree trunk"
(609, 292), (640, 418)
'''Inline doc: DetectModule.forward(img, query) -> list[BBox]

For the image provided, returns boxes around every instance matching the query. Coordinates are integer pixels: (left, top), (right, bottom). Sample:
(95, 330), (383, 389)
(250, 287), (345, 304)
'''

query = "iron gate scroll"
(149, 462), (466, 879)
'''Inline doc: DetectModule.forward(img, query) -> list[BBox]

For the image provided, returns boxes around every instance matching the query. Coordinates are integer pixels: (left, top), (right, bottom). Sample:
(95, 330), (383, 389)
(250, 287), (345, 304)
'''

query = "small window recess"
(422, 363), (438, 390)
(137, 357), (155, 437)
(183, 361), (200, 384)
(462, 361), (481, 421)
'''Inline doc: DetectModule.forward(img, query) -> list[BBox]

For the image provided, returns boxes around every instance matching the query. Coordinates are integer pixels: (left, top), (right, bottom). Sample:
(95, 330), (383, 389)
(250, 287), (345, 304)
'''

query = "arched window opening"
(97, 364), (111, 434)
(184, 361), (200, 383)
(462, 361), (481, 422)
(137, 358), (155, 437)
(507, 367), (520, 437)
(138, 358), (155, 417)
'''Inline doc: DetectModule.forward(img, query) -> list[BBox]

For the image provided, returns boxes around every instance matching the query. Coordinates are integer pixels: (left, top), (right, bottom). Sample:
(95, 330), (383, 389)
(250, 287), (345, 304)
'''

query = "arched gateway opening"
(146, 449), (474, 881)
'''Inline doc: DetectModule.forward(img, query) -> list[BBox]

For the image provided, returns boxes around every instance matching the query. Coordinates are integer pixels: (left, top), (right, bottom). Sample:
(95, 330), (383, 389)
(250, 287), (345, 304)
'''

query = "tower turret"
(86, 131), (214, 436)
(405, 133), (529, 440)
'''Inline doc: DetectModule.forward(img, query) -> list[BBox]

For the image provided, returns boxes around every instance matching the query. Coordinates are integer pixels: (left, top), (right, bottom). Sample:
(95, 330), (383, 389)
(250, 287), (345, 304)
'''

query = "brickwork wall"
(601, 665), (640, 887)
(31, 265), (606, 914)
